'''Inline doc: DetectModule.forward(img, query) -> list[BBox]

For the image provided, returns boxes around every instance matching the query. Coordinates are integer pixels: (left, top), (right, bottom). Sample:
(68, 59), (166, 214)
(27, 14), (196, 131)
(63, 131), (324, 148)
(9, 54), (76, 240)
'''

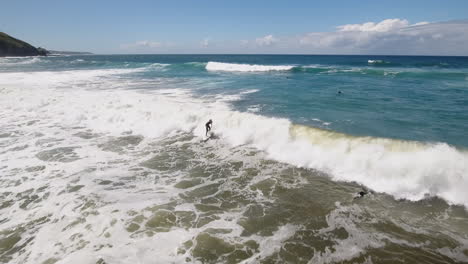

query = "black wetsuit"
(205, 120), (212, 136)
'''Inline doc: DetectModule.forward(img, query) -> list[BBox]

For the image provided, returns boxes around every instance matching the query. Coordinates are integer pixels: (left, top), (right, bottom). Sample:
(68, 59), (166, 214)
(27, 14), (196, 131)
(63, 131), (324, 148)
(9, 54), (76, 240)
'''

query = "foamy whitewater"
(206, 62), (294, 72)
(1, 55), (468, 264)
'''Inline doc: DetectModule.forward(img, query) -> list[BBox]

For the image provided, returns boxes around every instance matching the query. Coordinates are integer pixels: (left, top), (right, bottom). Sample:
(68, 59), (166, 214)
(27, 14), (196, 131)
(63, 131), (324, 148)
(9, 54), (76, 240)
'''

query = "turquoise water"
(1, 55), (468, 263)
(3, 55), (467, 146)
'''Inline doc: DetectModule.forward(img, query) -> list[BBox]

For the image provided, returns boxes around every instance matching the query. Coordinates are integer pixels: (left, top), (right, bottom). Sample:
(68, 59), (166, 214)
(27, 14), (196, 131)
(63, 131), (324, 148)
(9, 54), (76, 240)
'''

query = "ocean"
(0, 54), (467, 263)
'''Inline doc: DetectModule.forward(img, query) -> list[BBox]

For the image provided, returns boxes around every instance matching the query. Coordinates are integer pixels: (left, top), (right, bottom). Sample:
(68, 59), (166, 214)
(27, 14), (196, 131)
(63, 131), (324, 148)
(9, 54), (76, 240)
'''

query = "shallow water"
(0, 55), (467, 263)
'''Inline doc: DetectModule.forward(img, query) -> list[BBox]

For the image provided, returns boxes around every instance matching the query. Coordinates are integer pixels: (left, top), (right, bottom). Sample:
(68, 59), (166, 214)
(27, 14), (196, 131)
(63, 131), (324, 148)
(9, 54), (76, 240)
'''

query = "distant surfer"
(205, 119), (213, 136)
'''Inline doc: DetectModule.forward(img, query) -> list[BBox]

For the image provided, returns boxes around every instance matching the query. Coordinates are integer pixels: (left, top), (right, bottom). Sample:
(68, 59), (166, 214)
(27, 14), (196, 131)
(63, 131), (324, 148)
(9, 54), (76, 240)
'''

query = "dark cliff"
(0, 32), (48, 57)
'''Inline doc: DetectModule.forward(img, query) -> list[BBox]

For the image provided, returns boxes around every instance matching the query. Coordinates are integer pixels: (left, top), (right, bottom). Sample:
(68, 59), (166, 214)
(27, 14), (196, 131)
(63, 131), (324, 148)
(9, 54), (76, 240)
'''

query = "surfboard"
(203, 132), (215, 142)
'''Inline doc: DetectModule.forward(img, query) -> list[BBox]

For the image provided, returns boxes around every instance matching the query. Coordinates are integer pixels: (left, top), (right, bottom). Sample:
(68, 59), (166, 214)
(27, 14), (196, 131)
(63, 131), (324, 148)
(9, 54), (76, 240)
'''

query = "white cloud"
(135, 40), (162, 48)
(116, 19), (468, 55)
(337, 18), (410, 32)
(223, 19), (467, 55)
(120, 40), (162, 50)
(255, 34), (278, 46)
(295, 19), (468, 55)
(413, 21), (430, 26)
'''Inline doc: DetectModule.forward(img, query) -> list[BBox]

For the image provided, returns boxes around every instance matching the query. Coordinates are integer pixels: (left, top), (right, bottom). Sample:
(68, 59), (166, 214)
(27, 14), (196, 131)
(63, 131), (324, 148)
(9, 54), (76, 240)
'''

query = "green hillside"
(0, 32), (48, 57)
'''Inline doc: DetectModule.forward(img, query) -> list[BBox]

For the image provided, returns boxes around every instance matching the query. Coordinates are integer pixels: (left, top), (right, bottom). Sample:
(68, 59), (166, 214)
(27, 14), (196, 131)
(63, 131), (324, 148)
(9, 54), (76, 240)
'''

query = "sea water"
(0, 55), (467, 263)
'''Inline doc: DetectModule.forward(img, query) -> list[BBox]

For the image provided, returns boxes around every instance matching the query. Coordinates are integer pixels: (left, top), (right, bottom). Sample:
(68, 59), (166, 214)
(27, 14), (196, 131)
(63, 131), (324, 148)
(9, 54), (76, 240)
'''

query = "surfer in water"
(205, 119), (213, 136)
(354, 190), (369, 200)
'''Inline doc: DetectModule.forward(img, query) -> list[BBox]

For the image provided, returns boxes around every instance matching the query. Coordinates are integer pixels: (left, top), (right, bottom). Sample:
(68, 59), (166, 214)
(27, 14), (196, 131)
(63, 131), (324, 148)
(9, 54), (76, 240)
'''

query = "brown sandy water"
(1, 129), (467, 264)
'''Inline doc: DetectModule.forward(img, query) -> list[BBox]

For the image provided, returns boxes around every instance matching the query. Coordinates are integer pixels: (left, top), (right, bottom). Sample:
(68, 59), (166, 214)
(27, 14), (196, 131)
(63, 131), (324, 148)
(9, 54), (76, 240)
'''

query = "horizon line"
(68, 53), (468, 58)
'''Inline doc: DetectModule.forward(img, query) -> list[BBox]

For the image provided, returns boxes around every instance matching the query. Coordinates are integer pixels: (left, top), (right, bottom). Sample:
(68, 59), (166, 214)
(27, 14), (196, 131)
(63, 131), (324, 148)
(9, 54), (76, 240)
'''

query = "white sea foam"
(309, 204), (385, 263)
(368, 59), (384, 64)
(2, 68), (468, 263)
(240, 89), (259, 94)
(206, 61), (294, 72)
(246, 224), (299, 262)
(1, 69), (468, 208)
(70, 59), (85, 63)
(0, 56), (42, 65)
(311, 118), (331, 126)
(0, 68), (145, 89)
(212, 89), (259, 103)
(18, 57), (42, 64)
(247, 104), (262, 113)
(147, 62), (170, 69)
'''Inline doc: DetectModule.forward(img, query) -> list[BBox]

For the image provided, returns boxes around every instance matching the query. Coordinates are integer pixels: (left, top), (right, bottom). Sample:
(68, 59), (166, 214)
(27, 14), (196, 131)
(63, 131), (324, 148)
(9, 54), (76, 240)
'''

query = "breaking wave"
(0, 56), (42, 65)
(368, 59), (390, 65)
(2, 68), (467, 208)
(2, 58), (466, 82)
(206, 61), (294, 72)
(203, 61), (468, 80)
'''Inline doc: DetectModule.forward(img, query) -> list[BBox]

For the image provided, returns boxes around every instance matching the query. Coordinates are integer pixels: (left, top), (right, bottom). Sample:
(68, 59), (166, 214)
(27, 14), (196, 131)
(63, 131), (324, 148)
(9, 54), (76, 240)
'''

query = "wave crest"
(206, 61), (294, 72)
(2, 69), (468, 208)
(288, 125), (468, 205)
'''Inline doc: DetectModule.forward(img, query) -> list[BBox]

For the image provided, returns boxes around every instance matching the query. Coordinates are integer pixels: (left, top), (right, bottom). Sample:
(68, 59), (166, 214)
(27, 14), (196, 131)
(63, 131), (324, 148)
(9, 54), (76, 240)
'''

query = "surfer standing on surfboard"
(205, 119), (213, 136)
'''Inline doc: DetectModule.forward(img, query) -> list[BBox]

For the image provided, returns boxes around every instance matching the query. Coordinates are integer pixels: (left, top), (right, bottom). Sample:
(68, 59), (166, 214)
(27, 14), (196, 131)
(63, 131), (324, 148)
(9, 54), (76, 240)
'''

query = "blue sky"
(2, 0), (468, 54)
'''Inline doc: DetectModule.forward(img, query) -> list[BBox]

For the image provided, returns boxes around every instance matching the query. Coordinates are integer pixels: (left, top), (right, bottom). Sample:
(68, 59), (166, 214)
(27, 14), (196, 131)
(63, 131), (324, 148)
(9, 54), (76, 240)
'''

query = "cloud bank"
(119, 19), (468, 55)
(120, 40), (162, 50)
(336, 18), (422, 32)
(255, 35), (278, 47)
(294, 19), (468, 55)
